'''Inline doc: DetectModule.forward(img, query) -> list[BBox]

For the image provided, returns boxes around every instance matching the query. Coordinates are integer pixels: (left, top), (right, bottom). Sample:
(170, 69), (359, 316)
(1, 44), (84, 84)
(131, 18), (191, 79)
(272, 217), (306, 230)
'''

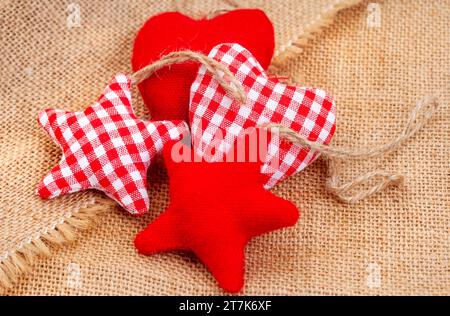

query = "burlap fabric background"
(0, 0), (448, 295)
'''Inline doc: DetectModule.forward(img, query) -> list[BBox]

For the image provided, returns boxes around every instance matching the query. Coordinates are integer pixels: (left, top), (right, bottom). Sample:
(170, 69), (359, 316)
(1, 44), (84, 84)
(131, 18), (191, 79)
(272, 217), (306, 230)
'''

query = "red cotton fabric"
(131, 9), (275, 122)
(190, 43), (337, 188)
(36, 74), (188, 215)
(134, 132), (299, 293)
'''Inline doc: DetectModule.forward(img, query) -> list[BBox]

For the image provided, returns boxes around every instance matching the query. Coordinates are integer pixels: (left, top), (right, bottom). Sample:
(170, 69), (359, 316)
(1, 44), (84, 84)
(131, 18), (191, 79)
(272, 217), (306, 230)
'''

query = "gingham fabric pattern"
(37, 74), (188, 215)
(190, 43), (337, 188)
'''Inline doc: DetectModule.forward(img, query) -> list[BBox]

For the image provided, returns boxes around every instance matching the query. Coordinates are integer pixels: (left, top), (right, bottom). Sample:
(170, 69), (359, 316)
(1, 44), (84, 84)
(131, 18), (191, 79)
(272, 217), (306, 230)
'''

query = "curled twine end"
(129, 50), (441, 204)
(263, 95), (441, 204)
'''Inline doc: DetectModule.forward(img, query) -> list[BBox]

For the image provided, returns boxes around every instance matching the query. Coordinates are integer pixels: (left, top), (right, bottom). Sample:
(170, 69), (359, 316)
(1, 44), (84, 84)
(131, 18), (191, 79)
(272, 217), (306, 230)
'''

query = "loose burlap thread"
(1, 0), (448, 295)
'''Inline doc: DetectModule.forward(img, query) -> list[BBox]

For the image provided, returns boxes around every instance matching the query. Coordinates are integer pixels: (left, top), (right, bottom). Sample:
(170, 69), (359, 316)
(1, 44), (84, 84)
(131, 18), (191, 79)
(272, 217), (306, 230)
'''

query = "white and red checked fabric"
(190, 43), (337, 188)
(37, 74), (187, 215)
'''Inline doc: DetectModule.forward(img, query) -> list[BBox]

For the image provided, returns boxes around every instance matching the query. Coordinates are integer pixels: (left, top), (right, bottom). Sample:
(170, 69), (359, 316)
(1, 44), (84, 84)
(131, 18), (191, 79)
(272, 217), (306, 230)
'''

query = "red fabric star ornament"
(36, 74), (187, 215)
(134, 132), (299, 292)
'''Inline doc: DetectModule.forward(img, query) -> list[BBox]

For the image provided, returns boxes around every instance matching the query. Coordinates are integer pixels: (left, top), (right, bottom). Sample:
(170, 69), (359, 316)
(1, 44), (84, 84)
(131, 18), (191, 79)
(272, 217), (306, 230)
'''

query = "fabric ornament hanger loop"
(130, 50), (247, 104)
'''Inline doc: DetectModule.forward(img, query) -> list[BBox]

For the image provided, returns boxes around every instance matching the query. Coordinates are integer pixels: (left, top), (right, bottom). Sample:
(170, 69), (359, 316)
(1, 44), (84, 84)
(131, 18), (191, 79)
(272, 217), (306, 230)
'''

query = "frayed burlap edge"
(0, 0), (364, 290)
(271, 0), (363, 68)
(0, 48), (249, 289)
(0, 198), (112, 288)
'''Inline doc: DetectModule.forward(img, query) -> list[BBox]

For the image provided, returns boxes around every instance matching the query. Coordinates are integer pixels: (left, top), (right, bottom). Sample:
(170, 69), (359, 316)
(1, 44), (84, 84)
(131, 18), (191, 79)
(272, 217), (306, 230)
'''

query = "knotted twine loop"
(263, 95), (441, 203)
(129, 50), (440, 204)
(130, 50), (247, 104)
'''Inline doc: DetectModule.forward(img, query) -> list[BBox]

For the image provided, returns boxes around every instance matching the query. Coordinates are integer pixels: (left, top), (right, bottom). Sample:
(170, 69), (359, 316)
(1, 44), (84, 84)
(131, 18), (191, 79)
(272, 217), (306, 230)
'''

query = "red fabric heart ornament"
(190, 43), (337, 188)
(131, 10), (275, 122)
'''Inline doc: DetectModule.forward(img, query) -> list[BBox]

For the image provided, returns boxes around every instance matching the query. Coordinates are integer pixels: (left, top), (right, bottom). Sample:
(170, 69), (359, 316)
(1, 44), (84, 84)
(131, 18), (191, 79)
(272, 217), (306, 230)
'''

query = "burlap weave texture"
(0, 0), (448, 295)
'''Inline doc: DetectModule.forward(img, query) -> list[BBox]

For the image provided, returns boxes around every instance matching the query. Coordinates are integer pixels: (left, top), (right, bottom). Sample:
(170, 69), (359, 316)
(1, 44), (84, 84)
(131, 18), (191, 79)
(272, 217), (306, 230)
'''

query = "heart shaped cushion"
(190, 43), (337, 188)
(132, 10), (275, 122)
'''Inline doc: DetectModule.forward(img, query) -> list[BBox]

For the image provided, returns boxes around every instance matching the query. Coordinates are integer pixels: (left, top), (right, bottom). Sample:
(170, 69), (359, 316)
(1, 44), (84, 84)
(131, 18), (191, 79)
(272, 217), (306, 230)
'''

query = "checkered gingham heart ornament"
(37, 74), (187, 215)
(190, 43), (337, 188)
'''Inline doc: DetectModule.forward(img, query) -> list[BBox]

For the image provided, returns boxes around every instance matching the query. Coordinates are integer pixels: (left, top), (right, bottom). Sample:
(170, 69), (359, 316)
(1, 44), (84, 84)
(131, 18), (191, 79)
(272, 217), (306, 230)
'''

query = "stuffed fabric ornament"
(190, 43), (337, 188)
(132, 9), (275, 122)
(36, 74), (188, 215)
(135, 130), (299, 293)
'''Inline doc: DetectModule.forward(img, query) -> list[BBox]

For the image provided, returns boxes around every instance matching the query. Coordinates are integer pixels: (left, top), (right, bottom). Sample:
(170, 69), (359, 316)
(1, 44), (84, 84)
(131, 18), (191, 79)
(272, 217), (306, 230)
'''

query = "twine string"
(325, 164), (404, 204)
(130, 50), (246, 104)
(130, 50), (440, 204)
(205, 9), (232, 19)
(263, 95), (439, 160)
(173, 0), (239, 19)
(263, 95), (440, 203)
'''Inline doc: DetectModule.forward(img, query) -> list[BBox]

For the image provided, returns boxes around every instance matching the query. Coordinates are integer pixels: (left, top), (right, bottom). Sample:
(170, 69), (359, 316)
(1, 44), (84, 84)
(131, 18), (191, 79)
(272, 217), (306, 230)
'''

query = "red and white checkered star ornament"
(190, 43), (337, 188)
(36, 74), (187, 215)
